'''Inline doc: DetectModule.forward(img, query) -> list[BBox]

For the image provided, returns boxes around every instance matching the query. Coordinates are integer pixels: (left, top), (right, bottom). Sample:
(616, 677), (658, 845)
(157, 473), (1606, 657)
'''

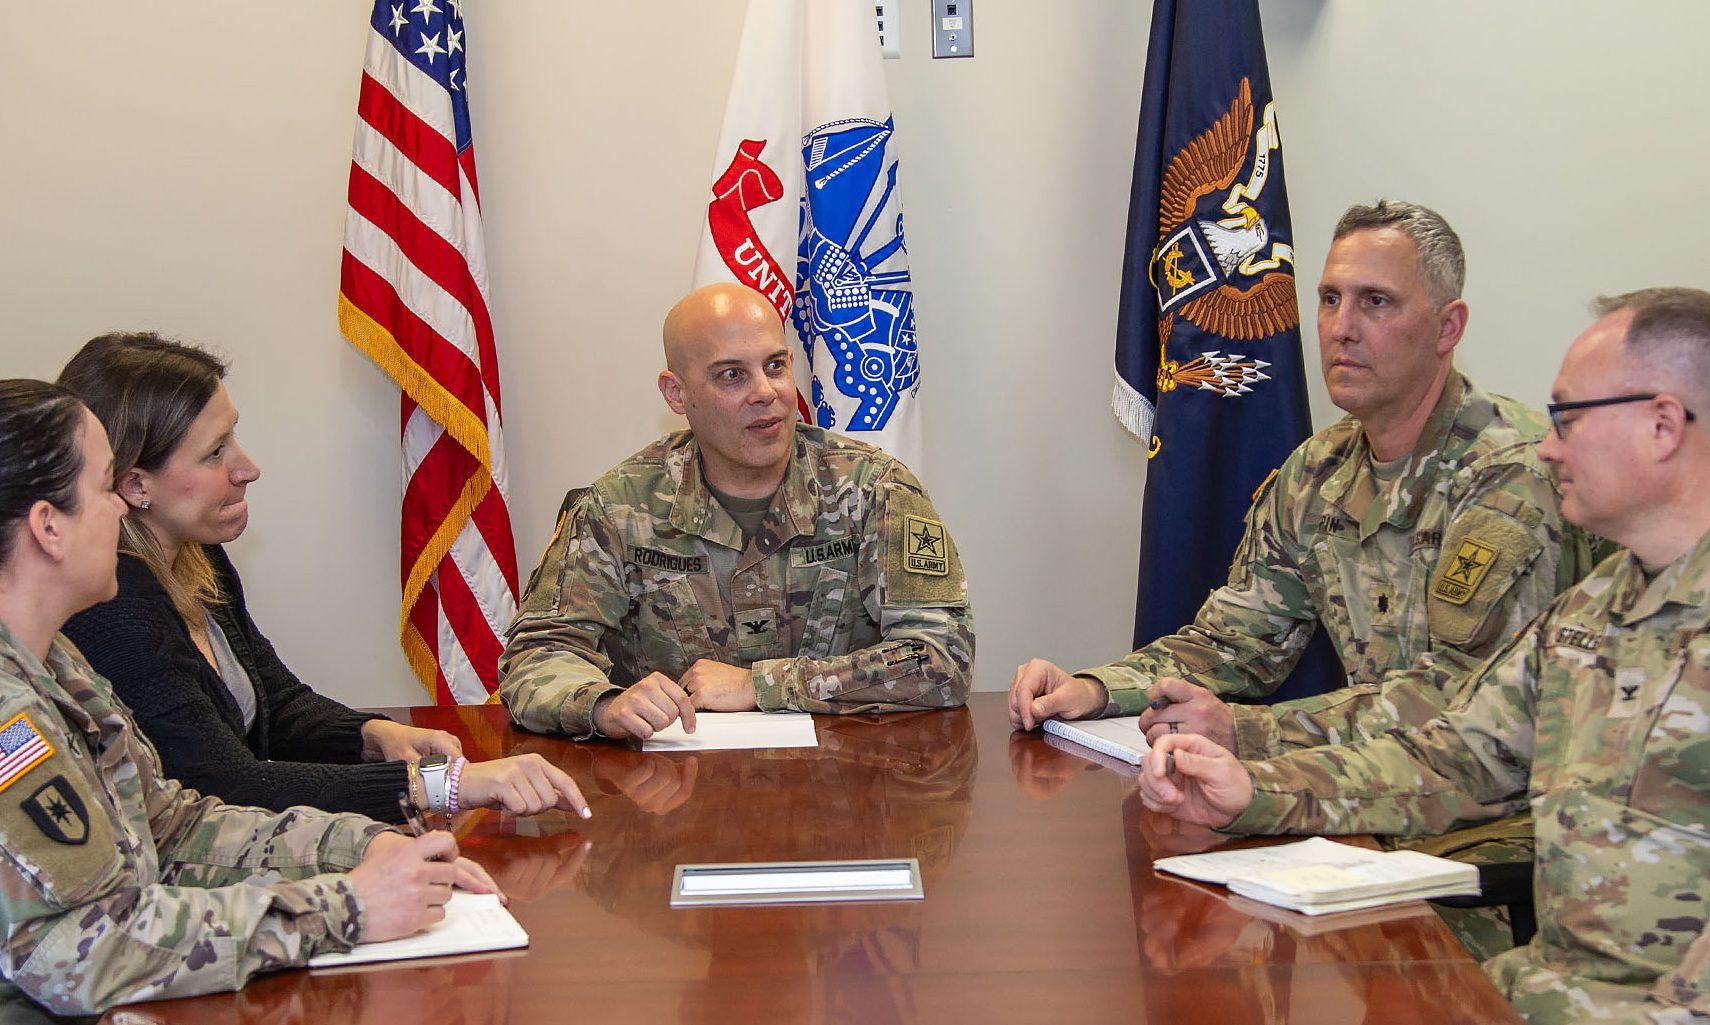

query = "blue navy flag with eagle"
(1114, 0), (1336, 701)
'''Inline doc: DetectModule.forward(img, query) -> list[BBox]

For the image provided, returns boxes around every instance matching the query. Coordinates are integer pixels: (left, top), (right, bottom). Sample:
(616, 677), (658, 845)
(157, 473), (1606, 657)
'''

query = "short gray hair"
(1332, 199), (1465, 308)
(1596, 287), (1710, 411)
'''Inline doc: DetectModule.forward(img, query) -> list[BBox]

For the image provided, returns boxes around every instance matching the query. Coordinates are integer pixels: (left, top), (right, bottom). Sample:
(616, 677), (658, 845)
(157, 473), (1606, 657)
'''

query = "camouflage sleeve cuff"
(751, 663), (787, 712)
(1230, 705), (1284, 760)
(1220, 773), (1295, 835)
(567, 681), (625, 741)
(316, 816), (396, 871)
(277, 872), (366, 957)
(1076, 666), (1154, 716)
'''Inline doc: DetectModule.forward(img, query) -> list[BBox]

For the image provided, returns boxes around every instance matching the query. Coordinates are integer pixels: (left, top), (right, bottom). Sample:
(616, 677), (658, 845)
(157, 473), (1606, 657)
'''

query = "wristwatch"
(418, 754), (451, 813)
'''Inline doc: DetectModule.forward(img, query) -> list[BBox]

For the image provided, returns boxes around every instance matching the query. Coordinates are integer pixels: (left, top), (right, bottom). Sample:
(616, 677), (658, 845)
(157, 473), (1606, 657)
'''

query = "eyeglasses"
(1546, 393), (1698, 438)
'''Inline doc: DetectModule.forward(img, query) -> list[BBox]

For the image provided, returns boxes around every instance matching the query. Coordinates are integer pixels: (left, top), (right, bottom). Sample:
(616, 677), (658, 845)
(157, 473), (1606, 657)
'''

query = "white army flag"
(693, 0), (926, 471)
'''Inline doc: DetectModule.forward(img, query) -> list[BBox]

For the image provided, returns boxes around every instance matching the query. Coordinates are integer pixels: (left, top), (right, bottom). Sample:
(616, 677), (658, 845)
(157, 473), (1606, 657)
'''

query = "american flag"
(338, 0), (519, 704)
(0, 714), (52, 794)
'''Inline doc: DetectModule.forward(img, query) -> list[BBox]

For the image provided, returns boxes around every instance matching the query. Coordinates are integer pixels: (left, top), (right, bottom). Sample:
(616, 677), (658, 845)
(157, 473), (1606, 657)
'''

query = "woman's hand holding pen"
(1138, 733), (1253, 829)
(1135, 677), (1236, 751)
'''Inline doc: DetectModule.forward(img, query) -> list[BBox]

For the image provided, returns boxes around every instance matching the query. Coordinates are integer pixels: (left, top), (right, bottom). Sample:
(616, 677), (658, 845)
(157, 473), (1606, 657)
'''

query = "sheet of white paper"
(1153, 836), (1383, 885)
(642, 711), (818, 751)
(308, 892), (527, 967)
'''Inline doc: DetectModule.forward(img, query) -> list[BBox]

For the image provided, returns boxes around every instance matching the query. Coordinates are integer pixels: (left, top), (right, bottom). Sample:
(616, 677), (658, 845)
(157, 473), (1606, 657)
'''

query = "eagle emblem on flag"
(1150, 77), (1299, 344)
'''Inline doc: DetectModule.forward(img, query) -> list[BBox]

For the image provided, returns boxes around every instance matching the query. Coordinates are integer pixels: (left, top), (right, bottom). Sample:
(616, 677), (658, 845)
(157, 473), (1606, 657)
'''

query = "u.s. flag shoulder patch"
(0, 713), (54, 794)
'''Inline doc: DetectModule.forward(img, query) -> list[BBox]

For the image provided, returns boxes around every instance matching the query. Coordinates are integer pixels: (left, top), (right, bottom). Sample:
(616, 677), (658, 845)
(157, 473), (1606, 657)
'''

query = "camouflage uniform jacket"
(1081, 374), (1587, 759)
(500, 425), (973, 737)
(0, 623), (387, 1015)
(1228, 527), (1710, 1024)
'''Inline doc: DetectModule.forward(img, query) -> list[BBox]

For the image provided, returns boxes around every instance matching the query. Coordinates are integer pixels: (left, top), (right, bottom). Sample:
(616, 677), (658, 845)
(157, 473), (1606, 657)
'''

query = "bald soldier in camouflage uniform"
(1011, 201), (1591, 960)
(0, 624), (385, 1014)
(501, 284), (971, 740)
(1140, 288), (1710, 1024)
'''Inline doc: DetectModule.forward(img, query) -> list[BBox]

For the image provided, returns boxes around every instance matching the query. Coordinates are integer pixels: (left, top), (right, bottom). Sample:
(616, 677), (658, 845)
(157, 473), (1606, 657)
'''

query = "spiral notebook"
(1041, 716), (1150, 765)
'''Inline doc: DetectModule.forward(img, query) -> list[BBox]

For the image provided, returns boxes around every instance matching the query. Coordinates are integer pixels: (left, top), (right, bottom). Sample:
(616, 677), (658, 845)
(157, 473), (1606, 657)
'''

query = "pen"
(398, 791), (429, 837)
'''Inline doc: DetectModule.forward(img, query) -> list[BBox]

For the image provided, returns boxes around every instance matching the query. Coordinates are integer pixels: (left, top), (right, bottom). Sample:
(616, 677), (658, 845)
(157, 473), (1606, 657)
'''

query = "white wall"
(4, 2), (1707, 709)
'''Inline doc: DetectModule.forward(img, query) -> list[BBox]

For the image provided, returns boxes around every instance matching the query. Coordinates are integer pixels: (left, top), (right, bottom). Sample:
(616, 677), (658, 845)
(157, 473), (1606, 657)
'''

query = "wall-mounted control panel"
(931, 0), (973, 59)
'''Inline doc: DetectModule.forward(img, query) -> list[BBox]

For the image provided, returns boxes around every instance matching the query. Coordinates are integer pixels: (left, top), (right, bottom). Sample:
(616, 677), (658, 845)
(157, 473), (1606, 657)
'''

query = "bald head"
(656, 284), (798, 497)
(663, 283), (785, 375)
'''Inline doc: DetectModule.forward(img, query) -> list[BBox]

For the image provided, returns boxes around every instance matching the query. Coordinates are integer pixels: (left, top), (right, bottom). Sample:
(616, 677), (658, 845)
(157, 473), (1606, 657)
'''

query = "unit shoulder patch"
(0, 724), (120, 901)
(21, 776), (88, 845)
(1432, 538), (1498, 605)
(903, 516), (949, 577)
(1428, 506), (1544, 648)
(883, 487), (964, 606)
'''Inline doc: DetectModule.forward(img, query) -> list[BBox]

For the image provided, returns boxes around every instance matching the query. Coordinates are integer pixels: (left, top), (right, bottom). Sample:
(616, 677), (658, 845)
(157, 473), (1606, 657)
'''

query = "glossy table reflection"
(104, 694), (1521, 1025)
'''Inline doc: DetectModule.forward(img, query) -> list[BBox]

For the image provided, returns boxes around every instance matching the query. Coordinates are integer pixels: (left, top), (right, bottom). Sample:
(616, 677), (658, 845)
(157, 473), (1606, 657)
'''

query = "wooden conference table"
(106, 694), (1521, 1025)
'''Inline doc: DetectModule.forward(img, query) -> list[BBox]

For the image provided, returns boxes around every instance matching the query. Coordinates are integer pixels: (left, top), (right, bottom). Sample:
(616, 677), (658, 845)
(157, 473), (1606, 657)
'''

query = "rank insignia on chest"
(0, 713), (54, 794)
(736, 608), (779, 648)
(21, 775), (88, 845)
(1432, 538), (1498, 605)
(904, 515), (949, 576)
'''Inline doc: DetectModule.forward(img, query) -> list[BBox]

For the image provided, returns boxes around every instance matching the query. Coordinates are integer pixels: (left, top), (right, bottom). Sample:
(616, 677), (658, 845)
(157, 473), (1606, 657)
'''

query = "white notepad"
(307, 892), (528, 967)
(1041, 716), (1150, 764)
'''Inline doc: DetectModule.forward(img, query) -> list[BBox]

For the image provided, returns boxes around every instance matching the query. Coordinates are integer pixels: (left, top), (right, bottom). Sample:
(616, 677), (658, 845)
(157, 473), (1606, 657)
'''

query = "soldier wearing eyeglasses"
(1142, 288), (1710, 1025)
(1010, 199), (1597, 959)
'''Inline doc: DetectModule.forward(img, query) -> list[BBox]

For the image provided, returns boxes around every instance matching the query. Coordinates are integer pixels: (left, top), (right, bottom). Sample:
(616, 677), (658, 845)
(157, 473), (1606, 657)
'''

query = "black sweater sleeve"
(62, 550), (410, 823)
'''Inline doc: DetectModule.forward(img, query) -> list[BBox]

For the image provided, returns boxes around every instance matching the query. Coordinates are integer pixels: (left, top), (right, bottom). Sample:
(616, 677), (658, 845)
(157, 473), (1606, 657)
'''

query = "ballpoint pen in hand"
(399, 792), (431, 837)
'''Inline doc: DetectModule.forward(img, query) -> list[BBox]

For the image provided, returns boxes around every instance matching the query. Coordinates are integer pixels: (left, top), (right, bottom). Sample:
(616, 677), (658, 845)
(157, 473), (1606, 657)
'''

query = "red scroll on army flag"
(1115, 0), (1338, 701)
(693, 0), (927, 470)
(337, 0), (520, 704)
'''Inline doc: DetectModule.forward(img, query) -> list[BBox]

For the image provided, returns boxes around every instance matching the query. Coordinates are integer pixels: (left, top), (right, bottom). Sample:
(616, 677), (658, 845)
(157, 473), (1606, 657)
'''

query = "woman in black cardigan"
(58, 332), (590, 824)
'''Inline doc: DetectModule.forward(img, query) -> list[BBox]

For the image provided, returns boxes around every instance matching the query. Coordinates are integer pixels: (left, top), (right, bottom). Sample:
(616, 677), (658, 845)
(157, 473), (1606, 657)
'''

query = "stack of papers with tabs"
(1154, 836), (1479, 915)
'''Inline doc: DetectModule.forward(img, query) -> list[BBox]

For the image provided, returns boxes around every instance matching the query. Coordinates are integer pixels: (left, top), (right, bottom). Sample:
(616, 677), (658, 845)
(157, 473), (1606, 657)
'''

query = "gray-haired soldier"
(500, 283), (972, 741)
(1010, 200), (1595, 959)
(1143, 287), (1710, 1025)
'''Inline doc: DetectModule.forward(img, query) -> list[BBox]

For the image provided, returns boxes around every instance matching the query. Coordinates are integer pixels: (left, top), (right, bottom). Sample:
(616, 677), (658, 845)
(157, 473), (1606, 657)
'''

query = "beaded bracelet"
(405, 761), (425, 811)
(447, 756), (468, 815)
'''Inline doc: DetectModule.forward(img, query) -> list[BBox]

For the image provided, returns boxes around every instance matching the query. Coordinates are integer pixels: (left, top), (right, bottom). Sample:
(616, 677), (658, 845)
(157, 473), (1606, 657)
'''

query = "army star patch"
(0, 713), (53, 794)
(22, 775), (88, 845)
(904, 515), (948, 576)
(1433, 538), (1498, 605)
